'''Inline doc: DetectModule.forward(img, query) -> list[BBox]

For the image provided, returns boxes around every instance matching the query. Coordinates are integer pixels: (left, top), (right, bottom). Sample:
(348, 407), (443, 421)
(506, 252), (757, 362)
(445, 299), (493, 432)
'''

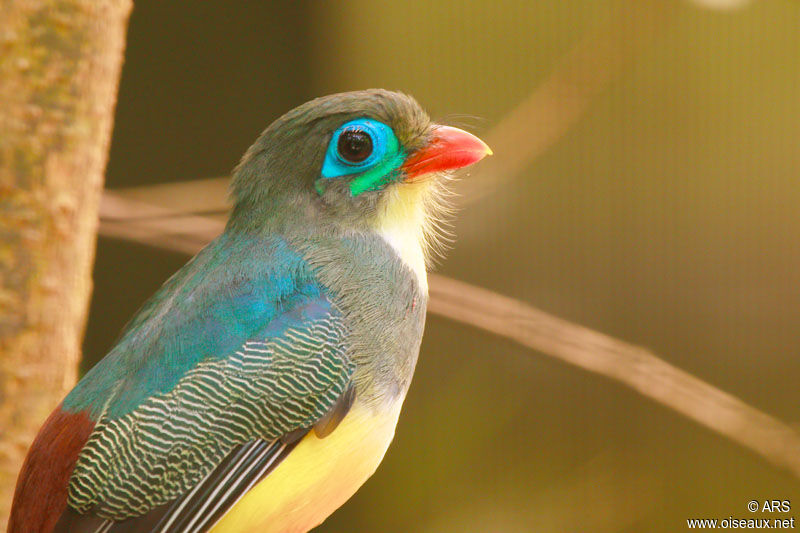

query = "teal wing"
(62, 293), (354, 533)
(53, 236), (356, 532)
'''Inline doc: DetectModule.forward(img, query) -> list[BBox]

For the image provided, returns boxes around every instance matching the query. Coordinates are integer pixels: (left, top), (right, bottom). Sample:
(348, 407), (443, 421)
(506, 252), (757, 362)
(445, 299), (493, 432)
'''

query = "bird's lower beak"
(400, 125), (492, 180)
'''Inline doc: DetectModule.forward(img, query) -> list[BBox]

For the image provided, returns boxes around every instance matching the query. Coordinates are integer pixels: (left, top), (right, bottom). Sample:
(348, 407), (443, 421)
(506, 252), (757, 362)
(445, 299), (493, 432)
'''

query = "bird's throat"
(379, 226), (428, 294)
(374, 182), (433, 293)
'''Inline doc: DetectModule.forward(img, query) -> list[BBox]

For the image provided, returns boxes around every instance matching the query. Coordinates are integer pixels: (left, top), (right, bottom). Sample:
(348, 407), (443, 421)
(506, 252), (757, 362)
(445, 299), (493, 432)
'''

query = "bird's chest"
(214, 235), (425, 532)
(299, 235), (428, 404)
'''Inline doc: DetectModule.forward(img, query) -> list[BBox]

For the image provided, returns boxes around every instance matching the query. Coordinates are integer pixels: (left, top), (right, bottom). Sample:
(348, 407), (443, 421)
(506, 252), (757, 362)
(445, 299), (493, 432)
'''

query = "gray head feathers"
(228, 90), (433, 231)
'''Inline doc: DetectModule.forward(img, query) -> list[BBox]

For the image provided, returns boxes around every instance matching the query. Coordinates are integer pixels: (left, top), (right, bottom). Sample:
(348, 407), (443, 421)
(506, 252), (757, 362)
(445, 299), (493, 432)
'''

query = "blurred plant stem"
(458, 1), (670, 205)
(99, 1), (676, 225)
(97, 189), (800, 479)
(93, 0), (800, 480)
(428, 274), (800, 478)
(0, 0), (132, 526)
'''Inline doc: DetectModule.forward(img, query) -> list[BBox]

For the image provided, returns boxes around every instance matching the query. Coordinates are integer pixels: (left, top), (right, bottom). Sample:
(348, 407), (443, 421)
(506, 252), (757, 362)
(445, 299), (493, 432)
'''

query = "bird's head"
(229, 89), (491, 264)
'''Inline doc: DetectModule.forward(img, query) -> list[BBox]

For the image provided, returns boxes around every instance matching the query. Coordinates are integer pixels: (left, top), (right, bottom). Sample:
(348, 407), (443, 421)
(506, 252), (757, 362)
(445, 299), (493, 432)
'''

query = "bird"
(8, 89), (491, 533)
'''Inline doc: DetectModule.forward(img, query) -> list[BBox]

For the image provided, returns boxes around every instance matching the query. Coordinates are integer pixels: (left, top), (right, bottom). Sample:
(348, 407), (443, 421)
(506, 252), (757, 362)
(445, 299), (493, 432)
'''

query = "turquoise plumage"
(63, 234), (355, 522)
(63, 235), (337, 419)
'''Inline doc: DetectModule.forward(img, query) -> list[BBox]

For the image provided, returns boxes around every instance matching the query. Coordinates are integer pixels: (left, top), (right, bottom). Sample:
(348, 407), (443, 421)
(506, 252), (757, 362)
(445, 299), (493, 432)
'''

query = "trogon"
(9, 89), (491, 533)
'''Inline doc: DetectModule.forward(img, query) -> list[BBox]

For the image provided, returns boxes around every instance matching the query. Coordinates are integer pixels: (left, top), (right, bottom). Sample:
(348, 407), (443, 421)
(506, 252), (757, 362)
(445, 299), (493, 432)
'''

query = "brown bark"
(0, 0), (132, 525)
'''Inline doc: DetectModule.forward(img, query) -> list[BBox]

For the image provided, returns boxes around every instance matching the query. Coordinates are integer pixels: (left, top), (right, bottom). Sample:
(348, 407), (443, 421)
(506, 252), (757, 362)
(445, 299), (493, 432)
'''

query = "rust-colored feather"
(8, 405), (95, 533)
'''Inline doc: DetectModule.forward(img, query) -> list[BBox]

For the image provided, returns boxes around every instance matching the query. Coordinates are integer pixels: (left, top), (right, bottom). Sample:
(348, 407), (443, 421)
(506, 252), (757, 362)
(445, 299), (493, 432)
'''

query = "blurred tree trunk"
(0, 0), (132, 525)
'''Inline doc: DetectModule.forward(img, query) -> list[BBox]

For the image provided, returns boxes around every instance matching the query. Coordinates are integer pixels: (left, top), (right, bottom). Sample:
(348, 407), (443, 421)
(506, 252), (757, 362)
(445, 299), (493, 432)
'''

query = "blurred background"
(84, 0), (799, 531)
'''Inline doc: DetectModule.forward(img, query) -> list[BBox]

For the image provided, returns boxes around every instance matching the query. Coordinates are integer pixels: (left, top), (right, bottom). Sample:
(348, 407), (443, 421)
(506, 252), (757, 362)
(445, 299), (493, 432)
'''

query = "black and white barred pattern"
(67, 313), (353, 521)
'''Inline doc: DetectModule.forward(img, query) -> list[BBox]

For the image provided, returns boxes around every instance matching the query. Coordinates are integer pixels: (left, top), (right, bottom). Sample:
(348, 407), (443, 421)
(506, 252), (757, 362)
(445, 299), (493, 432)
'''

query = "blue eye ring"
(323, 119), (391, 176)
(319, 118), (405, 196)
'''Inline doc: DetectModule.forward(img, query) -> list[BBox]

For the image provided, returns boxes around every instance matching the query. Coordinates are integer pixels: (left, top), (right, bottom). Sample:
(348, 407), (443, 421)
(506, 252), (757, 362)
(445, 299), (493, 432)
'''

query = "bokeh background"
(83, 1), (800, 531)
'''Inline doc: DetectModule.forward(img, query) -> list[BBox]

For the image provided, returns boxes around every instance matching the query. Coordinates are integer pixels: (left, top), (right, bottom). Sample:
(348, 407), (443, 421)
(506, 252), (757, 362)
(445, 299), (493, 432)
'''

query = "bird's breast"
(211, 396), (405, 533)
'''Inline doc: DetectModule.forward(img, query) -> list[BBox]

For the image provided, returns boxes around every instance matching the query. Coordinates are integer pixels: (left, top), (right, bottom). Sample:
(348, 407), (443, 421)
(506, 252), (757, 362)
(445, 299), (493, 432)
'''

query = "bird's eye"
(320, 118), (404, 196)
(337, 129), (373, 164)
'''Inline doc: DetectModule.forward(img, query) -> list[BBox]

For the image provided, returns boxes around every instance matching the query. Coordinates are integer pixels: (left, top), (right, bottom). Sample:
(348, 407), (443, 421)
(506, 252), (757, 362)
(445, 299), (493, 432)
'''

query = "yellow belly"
(211, 399), (403, 533)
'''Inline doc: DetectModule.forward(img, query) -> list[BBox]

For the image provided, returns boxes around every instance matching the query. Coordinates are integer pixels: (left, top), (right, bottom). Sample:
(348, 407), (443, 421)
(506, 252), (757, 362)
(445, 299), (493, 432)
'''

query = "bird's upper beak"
(400, 125), (492, 180)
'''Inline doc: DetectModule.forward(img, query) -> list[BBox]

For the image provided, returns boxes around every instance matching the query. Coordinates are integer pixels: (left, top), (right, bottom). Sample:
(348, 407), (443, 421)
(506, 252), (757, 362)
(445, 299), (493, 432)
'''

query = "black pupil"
(337, 129), (373, 163)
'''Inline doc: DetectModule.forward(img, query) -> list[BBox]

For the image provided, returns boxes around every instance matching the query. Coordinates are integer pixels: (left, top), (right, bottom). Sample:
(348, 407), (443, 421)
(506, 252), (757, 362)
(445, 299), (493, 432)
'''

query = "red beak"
(400, 125), (492, 180)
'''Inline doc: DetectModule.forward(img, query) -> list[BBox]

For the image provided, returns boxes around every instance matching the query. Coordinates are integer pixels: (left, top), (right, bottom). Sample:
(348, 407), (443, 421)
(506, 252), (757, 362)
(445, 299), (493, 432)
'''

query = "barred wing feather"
(55, 295), (354, 533)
